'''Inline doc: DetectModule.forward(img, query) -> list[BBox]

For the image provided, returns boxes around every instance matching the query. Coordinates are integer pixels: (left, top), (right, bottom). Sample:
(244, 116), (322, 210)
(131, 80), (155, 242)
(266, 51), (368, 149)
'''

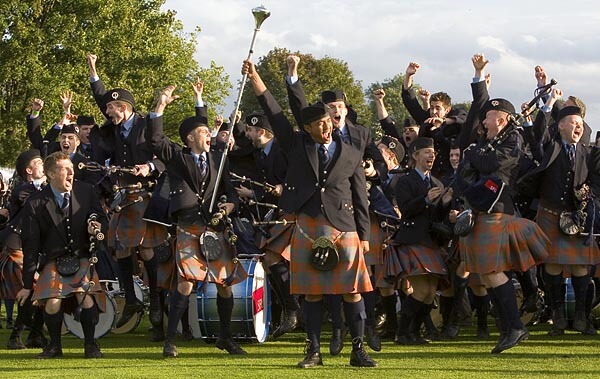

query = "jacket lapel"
(43, 188), (68, 244)
(304, 138), (319, 179)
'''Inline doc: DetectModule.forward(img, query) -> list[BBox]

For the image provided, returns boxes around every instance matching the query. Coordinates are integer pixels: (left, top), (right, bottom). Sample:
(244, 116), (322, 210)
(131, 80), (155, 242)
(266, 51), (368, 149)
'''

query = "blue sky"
(164, 0), (600, 135)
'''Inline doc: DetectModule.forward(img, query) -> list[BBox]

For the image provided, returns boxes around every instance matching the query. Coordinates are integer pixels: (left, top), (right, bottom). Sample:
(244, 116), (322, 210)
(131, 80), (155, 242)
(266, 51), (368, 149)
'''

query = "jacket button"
(321, 188), (325, 192)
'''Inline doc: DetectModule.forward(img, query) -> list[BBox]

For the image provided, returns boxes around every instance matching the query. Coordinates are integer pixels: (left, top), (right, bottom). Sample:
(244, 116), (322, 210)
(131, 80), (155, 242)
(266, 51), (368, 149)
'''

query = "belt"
(296, 222), (345, 244)
(539, 206), (561, 217)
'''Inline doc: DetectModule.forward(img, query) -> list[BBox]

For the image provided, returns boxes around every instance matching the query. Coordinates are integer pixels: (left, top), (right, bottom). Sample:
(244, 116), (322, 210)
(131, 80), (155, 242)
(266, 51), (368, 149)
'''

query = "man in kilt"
(244, 59), (377, 368)
(146, 84), (247, 357)
(2, 150), (48, 349)
(86, 54), (167, 329)
(458, 55), (549, 354)
(520, 94), (600, 335)
(385, 137), (452, 345)
(16, 151), (108, 358)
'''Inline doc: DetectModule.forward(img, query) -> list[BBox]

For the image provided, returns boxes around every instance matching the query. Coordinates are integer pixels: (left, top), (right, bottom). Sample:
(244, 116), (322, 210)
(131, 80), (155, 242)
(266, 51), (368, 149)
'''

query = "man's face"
(412, 148), (436, 172)
(106, 101), (127, 125)
(48, 159), (74, 192)
(403, 126), (419, 145)
(305, 115), (333, 144)
(245, 125), (263, 148)
(559, 115), (584, 144)
(449, 148), (461, 170)
(60, 133), (80, 154)
(377, 143), (398, 170)
(326, 100), (347, 128)
(429, 101), (450, 118)
(79, 125), (93, 144)
(188, 126), (212, 153)
(27, 157), (45, 180)
(216, 130), (229, 145)
(482, 110), (507, 140)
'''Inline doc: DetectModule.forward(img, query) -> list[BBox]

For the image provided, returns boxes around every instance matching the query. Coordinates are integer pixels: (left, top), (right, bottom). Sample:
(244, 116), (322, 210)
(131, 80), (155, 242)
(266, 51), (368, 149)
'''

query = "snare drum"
(197, 258), (270, 342)
(63, 296), (117, 339)
(103, 277), (148, 334)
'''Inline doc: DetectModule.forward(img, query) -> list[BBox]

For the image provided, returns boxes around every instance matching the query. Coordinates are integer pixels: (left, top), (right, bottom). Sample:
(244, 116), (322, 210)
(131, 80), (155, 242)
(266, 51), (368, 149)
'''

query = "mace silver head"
(252, 5), (271, 30)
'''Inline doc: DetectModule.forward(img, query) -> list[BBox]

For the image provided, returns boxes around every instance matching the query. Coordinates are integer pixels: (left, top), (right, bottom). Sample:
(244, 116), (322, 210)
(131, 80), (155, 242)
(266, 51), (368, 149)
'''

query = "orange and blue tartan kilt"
(142, 222), (168, 248)
(175, 223), (247, 286)
(289, 213), (372, 296)
(366, 216), (385, 266)
(157, 239), (177, 291)
(468, 273), (485, 288)
(32, 257), (106, 313)
(107, 193), (149, 249)
(0, 247), (24, 299)
(536, 207), (600, 266)
(260, 214), (295, 262)
(384, 243), (448, 281)
(460, 213), (550, 275)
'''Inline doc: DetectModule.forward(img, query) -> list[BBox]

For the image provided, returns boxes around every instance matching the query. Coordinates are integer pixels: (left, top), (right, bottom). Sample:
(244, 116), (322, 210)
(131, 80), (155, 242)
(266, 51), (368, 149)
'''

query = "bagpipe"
(559, 184), (600, 245)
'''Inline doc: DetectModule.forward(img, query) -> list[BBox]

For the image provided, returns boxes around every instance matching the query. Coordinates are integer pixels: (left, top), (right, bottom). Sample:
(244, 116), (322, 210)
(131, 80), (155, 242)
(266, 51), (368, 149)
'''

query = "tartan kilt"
(536, 207), (600, 266)
(468, 273), (485, 288)
(289, 213), (372, 295)
(32, 258), (106, 313)
(108, 193), (149, 249)
(260, 214), (295, 262)
(366, 216), (385, 266)
(175, 223), (247, 286)
(385, 243), (448, 280)
(460, 213), (550, 274)
(0, 247), (24, 299)
(141, 222), (168, 248)
(156, 239), (177, 291)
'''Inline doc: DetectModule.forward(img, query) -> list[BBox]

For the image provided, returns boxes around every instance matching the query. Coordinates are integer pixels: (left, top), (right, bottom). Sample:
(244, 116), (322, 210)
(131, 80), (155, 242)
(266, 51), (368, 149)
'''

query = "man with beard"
(244, 59), (376, 368)
(16, 152), (108, 358)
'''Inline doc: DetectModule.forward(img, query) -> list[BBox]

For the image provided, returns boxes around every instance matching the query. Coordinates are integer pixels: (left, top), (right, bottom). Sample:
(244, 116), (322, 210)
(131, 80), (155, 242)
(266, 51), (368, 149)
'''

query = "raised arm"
(285, 55), (309, 128)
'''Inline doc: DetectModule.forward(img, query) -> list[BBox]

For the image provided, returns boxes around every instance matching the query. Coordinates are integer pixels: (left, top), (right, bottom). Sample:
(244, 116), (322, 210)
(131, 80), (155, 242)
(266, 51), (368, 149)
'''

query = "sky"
(163, 0), (600, 136)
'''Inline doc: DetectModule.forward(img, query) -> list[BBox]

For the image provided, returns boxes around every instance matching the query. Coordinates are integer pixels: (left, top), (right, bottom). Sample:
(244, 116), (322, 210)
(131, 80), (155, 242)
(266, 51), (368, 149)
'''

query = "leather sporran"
(559, 211), (580, 236)
(310, 236), (340, 271)
(56, 252), (80, 276)
(199, 231), (224, 261)
(454, 209), (475, 237)
(154, 241), (172, 263)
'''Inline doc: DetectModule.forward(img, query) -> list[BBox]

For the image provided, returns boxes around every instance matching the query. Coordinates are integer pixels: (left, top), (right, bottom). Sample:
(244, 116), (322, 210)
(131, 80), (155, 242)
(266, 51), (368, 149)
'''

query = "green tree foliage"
(365, 74), (413, 138)
(239, 47), (368, 128)
(0, 0), (230, 166)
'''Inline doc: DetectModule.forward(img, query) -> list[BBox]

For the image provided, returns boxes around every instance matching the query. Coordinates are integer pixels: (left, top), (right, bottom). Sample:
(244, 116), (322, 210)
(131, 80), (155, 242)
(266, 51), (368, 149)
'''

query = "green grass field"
(2, 317), (599, 379)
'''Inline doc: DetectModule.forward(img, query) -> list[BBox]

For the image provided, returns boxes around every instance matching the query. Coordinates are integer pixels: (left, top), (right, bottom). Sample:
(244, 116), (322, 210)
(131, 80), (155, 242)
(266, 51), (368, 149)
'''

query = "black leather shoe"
(551, 309), (567, 330)
(84, 341), (103, 358)
(163, 341), (178, 357)
(476, 325), (490, 339)
(582, 319), (597, 336)
(394, 334), (424, 345)
(37, 344), (63, 359)
(181, 326), (194, 342)
(547, 325), (565, 336)
(329, 327), (345, 356)
(5, 319), (13, 329)
(441, 324), (460, 339)
(272, 310), (298, 339)
(26, 334), (48, 349)
(350, 345), (378, 367)
(215, 337), (247, 355)
(298, 351), (323, 368)
(116, 301), (144, 328)
(491, 328), (529, 354)
(572, 311), (587, 332)
(520, 292), (540, 314)
(7, 336), (26, 350)
(151, 327), (166, 342)
(364, 325), (381, 352)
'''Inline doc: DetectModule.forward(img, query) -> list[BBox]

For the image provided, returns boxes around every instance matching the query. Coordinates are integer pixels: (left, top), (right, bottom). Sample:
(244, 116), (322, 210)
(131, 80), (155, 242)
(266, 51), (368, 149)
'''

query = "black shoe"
(572, 311), (587, 332)
(151, 327), (166, 342)
(329, 327), (345, 356)
(26, 335), (48, 348)
(547, 325), (565, 336)
(116, 301), (144, 328)
(84, 341), (103, 358)
(350, 344), (378, 367)
(6, 319), (13, 329)
(491, 328), (529, 354)
(551, 309), (567, 330)
(520, 292), (539, 314)
(7, 336), (26, 350)
(272, 310), (298, 339)
(163, 341), (177, 357)
(181, 327), (194, 342)
(582, 319), (597, 336)
(37, 344), (63, 359)
(215, 337), (247, 355)
(395, 334), (428, 345)
(441, 324), (460, 339)
(298, 340), (323, 369)
(476, 325), (490, 339)
(364, 325), (381, 352)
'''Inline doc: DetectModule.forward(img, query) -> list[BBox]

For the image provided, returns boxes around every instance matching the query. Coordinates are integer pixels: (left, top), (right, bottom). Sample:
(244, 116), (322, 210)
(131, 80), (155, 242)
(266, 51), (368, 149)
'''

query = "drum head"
(103, 279), (145, 334)
(63, 295), (117, 339)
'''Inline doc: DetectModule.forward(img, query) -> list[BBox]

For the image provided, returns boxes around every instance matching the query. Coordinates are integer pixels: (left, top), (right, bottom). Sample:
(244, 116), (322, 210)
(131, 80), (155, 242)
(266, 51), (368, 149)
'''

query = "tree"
(0, 0), (230, 166)
(239, 47), (368, 128)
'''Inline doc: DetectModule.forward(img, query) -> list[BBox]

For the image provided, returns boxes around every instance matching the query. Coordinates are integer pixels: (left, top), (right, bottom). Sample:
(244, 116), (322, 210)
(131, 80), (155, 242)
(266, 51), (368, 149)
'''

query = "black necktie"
(424, 175), (431, 189)
(61, 192), (70, 210)
(567, 144), (576, 166)
(318, 144), (330, 168)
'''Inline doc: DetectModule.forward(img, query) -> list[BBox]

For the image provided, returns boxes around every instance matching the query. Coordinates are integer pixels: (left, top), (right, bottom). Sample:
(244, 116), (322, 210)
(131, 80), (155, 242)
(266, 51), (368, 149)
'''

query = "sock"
(343, 299), (366, 347)
(217, 294), (234, 339)
(361, 291), (378, 328)
(543, 269), (564, 310)
(270, 261), (299, 311)
(118, 256), (137, 304)
(325, 294), (344, 330)
(472, 294), (490, 328)
(5, 299), (15, 321)
(43, 310), (64, 347)
(398, 295), (422, 338)
(493, 280), (523, 330)
(571, 274), (590, 313)
(303, 300), (323, 352)
(518, 268), (538, 299)
(381, 294), (398, 331)
(165, 291), (189, 342)
(143, 254), (159, 291)
(79, 305), (99, 345)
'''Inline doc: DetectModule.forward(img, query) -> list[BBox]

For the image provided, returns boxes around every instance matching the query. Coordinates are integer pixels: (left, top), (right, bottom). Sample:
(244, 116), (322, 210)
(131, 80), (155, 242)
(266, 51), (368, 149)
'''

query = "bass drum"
(197, 258), (271, 342)
(63, 295), (117, 339)
(103, 277), (148, 334)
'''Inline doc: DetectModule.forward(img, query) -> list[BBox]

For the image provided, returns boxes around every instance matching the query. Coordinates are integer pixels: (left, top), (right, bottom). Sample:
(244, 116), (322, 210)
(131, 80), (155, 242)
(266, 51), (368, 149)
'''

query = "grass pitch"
(1, 319), (599, 379)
